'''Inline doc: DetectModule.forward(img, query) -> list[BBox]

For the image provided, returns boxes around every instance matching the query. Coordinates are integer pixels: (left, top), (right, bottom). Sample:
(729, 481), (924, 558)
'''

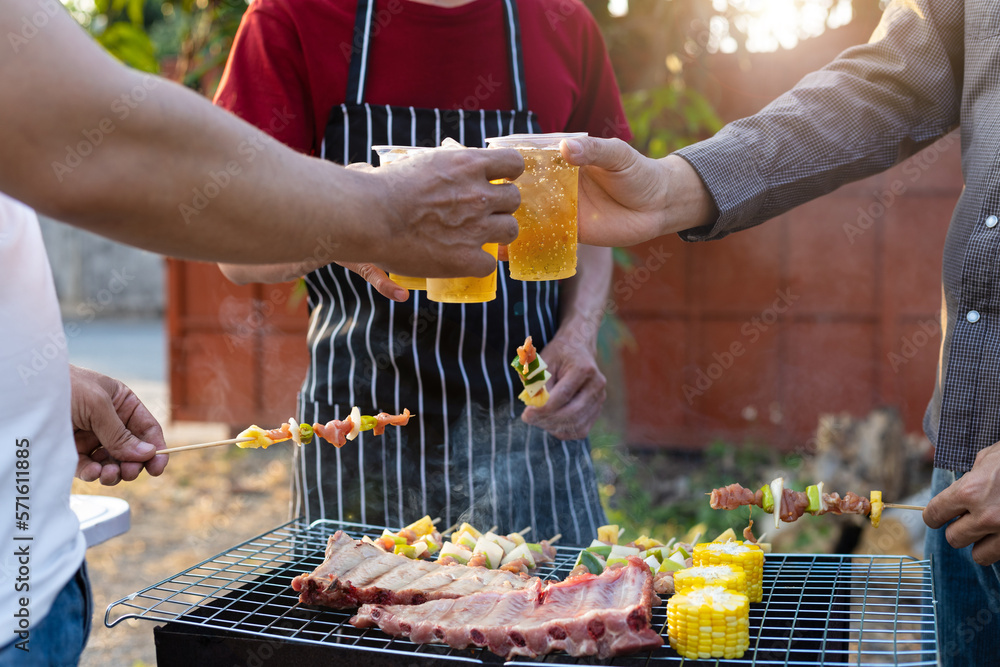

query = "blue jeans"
(925, 468), (1000, 666)
(0, 563), (91, 666)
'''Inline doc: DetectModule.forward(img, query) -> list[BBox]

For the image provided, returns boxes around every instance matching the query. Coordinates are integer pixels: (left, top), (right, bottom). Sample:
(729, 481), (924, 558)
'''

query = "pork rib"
(350, 556), (663, 659)
(291, 531), (536, 608)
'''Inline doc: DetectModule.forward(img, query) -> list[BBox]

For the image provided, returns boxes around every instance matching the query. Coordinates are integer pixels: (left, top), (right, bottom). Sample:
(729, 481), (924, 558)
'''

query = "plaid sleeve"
(674, 0), (964, 242)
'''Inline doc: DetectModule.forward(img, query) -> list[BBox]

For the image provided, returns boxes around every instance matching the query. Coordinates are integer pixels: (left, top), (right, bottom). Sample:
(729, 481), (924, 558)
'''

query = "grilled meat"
(351, 556), (662, 659)
(291, 531), (536, 609)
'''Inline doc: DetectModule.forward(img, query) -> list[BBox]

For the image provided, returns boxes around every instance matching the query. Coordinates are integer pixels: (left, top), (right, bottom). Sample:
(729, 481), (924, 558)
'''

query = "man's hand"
(339, 262), (409, 302)
(561, 137), (716, 247)
(924, 442), (1000, 566)
(70, 366), (167, 486)
(521, 336), (607, 440)
(374, 148), (522, 278)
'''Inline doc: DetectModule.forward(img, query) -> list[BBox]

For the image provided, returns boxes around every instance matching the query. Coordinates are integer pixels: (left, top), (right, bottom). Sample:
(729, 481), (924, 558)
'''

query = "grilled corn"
(667, 585), (750, 660)
(693, 541), (764, 603)
(674, 564), (747, 596)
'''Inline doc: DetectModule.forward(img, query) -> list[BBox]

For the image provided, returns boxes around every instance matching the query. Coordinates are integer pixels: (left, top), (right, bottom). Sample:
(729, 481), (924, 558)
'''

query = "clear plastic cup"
(426, 243), (498, 303)
(485, 132), (585, 281)
(373, 145), (433, 291)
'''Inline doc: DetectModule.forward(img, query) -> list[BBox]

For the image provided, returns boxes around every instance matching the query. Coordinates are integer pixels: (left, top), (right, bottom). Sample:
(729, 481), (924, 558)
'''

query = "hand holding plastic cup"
(373, 145), (434, 291)
(485, 132), (585, 281)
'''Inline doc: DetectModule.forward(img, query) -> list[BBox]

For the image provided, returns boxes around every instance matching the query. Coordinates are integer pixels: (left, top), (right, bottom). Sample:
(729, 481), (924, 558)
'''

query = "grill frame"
(106, 518), (938, 665)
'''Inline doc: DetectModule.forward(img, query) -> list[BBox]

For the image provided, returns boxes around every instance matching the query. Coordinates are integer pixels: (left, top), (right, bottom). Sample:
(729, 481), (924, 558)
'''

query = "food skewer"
(704, 492), (925, 511)
(160, 408), (414, 455)
(709, 480), (911, 528)
(158, 437), (254, 455)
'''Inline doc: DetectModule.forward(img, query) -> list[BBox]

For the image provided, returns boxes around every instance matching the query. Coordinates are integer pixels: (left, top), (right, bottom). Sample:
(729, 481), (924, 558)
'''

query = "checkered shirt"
(675, 0), (1000, 472)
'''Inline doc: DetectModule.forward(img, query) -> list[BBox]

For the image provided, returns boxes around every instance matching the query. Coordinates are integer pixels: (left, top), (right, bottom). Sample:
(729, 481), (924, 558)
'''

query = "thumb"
(87, 395), (158, 464)
(561, 136), (636, 172)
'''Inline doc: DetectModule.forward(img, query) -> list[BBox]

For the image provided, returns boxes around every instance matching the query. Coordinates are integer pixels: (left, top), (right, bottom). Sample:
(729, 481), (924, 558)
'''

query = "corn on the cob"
(667, 585), (750, 660)
(674, 564), (747, 596)
(693, 541), (764, 603)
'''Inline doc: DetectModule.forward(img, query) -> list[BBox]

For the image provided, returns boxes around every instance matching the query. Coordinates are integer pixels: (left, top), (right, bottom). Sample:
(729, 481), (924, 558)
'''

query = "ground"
(74, 423), (293, 667)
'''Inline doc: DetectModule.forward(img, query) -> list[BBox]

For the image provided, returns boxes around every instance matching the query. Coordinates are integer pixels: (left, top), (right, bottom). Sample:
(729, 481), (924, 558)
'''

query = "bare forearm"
(219, 261), (316, 285)
(556, 245), (613, 352)
(0, 2), (379, 264)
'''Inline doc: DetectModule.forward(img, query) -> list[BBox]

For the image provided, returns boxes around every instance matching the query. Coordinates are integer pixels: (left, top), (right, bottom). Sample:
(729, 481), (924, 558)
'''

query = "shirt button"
(987, 215), (999, 228)
(967, 310), (981, 323)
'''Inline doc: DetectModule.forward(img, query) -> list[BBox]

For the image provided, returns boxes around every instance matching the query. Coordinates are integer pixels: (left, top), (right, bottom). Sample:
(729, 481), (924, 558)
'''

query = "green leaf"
(96, 22), (159, 73)
(127, 0), (144, 26)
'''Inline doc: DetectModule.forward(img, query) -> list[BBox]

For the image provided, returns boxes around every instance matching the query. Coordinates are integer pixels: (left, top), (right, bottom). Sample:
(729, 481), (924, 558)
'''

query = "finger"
(971, 533), (1000, 566)
(76, 458), (102, 483)
(458, 246), (505, 278)
(526, 392), (601, 440)
(560, 136), (636, 171)
(483, 212), (519, 246)
(944, 512), (983, 550)
(120, 460), (145, 483)
(144, 451), (169, 477)
(85, 391), (159, 466)
(923, 482), (967, 529)
(345, 262), (409, 301)
(497, 245), (509, 262)
(99, 462), (123, 487)
(541, 368), (590, 414)
(481, 148), (525, 182)
(117, 398), (168, 477)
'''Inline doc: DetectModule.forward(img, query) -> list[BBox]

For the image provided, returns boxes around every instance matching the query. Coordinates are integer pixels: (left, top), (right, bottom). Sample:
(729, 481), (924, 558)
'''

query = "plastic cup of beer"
(426, 242), (498, 303)
(373, 145), (433, 291)
(485, 132), (585, 281)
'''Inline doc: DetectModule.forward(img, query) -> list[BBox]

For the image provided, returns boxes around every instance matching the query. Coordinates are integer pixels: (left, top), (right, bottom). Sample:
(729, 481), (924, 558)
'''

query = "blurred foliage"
(66, 0), (246, 93)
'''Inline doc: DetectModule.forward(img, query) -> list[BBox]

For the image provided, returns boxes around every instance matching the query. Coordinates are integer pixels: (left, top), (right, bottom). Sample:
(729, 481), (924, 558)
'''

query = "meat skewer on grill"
(708, 478), (918, 529)
(158, 408), (414, 455)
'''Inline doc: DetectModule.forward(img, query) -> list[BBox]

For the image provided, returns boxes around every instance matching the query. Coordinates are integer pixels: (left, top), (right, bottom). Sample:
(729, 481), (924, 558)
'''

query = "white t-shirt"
(0, 193), (86, 643)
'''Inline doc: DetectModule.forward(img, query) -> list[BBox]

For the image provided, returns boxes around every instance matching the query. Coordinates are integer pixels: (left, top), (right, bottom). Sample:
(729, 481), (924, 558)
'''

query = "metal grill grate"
(106, 519), (937, 665)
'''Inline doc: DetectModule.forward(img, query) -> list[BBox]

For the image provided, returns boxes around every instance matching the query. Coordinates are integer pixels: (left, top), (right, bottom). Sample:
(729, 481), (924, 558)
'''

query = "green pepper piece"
(359, 415), (378, 432)
(298, 423), (314, 445)
(760, 484), (774, 514)
(579, 550), (606, 575)
(806, 484), (821, 513)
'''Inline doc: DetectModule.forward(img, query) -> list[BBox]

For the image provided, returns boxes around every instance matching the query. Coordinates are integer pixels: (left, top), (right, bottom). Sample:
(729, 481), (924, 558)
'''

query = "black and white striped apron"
(291, 0), (605, 545)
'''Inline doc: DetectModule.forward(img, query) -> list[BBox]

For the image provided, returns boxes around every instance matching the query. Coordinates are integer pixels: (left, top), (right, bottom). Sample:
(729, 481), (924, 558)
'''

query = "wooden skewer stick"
(516, 526), (532, 537)
(159, 437), (255, 455)
(545, 533), (562, 545)
(884, 503), (926, 511)
(431, 517), (442, 526)
(487, 525), (498, 534)
(441, 522), (460, 537)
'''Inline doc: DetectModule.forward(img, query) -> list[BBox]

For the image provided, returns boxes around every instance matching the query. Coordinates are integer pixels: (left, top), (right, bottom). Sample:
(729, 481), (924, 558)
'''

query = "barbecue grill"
(106, 519), (938, 666)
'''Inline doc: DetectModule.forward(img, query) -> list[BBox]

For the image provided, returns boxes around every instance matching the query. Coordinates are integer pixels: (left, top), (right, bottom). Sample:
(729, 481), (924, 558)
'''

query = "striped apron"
(291, 0), (606, 545)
